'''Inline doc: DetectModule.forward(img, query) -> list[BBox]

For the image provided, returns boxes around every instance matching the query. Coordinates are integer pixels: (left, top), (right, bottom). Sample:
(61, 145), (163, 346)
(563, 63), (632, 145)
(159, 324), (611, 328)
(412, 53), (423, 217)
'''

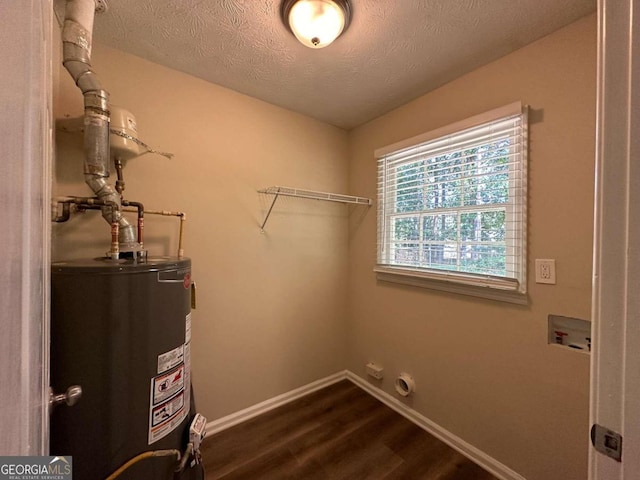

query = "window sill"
(374, 266), (528, 305)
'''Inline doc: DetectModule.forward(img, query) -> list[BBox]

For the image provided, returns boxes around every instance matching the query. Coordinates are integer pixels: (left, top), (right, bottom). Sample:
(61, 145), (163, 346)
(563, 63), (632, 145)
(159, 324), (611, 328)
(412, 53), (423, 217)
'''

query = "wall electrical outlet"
(366, 362), (384, 380)
(535, 259), (556, 284)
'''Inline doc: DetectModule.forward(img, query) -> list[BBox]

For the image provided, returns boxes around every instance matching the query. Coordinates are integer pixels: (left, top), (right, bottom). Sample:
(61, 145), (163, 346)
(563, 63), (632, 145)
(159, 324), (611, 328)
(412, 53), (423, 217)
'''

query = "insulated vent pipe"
(62, 0), (138, 251)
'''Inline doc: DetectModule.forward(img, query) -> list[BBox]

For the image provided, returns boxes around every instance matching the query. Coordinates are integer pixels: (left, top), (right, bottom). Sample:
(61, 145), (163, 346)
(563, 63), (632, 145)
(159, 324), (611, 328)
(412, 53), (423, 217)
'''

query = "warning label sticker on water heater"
(185, 313), (192, 344)
(157, 345), (184, 374)
(148, 390), (186, 444)
(149, 345), (188, 444)
(152, 364), (185, 405)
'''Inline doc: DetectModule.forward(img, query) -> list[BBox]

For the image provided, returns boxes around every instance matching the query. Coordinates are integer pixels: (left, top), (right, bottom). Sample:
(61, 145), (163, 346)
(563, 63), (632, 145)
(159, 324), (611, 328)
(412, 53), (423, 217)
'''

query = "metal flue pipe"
(62, 0), (137, 249)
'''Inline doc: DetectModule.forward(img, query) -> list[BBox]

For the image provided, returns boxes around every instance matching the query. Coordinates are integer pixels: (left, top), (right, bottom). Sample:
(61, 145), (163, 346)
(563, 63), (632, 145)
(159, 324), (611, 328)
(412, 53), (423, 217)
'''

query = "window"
(376, 102), (528, 301)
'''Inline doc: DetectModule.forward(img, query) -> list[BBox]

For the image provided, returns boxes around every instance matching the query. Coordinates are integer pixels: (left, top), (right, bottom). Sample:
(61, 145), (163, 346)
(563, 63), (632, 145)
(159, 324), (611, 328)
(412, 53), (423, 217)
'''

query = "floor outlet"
(366, 362), (384, 379)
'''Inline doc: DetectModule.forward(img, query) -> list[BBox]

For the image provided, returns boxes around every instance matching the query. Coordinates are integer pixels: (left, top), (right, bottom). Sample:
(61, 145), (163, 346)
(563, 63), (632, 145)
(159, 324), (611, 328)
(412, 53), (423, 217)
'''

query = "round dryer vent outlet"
(395, 373), (415, 397)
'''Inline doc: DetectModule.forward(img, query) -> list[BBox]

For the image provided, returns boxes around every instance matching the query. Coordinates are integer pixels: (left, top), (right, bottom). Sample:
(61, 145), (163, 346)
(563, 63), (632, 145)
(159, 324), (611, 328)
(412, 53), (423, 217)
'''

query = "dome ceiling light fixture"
(281, 0), (352, 49)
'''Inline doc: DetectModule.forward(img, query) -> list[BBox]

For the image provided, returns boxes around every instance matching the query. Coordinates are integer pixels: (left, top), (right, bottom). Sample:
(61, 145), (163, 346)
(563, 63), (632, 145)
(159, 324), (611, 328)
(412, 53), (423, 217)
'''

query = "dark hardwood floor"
(201, 380), (498, 480)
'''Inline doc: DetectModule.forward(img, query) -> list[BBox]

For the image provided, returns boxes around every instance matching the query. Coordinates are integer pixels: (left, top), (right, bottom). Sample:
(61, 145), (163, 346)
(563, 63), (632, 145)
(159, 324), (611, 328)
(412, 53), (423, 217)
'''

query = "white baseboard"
(345, 371), (526, 480)
(204, 369), (525, 480)
(205, 371), (347, 436)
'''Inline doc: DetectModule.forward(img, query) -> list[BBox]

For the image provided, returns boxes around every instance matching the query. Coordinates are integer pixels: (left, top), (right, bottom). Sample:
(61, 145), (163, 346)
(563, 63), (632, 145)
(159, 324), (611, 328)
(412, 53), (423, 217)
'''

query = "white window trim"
(374, 102), (524, 158)
(374, 267), (528, 305)
(375, 102), (528, 304)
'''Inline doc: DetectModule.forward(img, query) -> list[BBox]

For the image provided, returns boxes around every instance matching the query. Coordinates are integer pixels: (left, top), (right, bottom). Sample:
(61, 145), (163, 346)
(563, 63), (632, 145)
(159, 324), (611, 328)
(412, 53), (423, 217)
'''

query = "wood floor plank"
(288, 409), (405, 479)
(201, 380), (498, 480)
(205, 382), (365, 477)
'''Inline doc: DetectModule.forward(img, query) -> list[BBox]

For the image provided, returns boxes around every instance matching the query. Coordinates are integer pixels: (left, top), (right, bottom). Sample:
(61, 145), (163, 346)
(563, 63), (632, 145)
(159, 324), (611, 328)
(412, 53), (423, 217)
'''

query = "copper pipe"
(178, 214), (185, 258)
(55, 197), (122, 258)
(143, 210), (186, 258)
(53, 202), (71, 223)
(122, 200), (144, 247)
(56, 199), (187, 258)
(110, 221), (120, 259)
(114, 157), (125, 196)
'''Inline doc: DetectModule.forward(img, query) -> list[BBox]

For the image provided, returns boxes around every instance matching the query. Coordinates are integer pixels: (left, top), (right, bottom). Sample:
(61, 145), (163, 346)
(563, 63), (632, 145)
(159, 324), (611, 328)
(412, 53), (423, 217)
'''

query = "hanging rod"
(257, 186), (372, 231)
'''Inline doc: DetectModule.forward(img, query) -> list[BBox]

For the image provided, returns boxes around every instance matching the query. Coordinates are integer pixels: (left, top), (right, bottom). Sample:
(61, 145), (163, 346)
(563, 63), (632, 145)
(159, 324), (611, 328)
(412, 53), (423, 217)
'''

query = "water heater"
(50, 257), (203, 479)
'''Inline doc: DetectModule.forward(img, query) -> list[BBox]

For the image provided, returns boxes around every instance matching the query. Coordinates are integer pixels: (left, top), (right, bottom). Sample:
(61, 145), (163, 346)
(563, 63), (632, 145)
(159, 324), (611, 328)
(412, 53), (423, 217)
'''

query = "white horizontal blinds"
(377, 105), (527, 289)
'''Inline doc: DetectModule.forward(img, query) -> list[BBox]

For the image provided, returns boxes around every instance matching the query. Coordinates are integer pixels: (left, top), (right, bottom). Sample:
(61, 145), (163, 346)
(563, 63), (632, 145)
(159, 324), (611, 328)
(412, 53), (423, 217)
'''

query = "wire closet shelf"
(258, 186), (372, 231)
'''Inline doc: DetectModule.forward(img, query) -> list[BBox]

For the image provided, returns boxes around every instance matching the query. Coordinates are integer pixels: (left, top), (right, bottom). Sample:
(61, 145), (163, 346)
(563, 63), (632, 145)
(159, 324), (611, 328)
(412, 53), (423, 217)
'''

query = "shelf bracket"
(260, 187), (281, 232)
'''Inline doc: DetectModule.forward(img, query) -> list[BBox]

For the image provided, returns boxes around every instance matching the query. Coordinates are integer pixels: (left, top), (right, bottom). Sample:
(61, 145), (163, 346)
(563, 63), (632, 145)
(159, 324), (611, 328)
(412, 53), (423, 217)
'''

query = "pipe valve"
(49, 385), (83, 413)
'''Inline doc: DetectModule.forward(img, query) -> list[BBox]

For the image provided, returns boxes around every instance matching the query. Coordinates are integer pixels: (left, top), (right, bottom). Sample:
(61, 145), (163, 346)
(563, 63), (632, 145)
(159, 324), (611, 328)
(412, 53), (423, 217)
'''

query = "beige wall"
(347, 14), (595, 480)
(53, 43), (350, 421)
(53, 13), (596, 480)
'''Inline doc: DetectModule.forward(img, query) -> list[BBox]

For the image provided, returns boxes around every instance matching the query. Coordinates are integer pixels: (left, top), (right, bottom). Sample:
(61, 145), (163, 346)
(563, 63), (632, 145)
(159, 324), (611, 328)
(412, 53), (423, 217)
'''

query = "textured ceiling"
(62, 0), (596, 129)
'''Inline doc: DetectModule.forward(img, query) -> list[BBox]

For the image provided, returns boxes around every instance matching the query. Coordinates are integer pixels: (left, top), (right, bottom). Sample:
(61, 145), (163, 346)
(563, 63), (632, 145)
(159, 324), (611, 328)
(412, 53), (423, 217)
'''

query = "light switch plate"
(535, 259), (556, 284)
